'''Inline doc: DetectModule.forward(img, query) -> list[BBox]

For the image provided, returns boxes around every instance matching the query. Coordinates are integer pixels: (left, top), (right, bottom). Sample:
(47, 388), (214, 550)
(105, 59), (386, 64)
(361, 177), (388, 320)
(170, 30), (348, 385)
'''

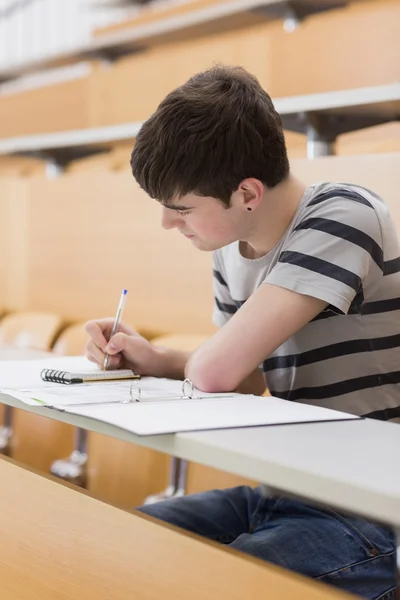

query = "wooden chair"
(0, 456), (355, 600)
(52, 322), (89, 356)
(0, 311), (63, 460)
(0, 311), (62, 350)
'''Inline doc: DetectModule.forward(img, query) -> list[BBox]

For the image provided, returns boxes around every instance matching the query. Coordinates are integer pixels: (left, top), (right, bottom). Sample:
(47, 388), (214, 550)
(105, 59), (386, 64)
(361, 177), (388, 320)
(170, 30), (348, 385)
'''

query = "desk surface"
(1, 83), (398, 164)
(276, 82), (400, 135)
(1, 390), (399, 529)
(0, 456), (355, 600)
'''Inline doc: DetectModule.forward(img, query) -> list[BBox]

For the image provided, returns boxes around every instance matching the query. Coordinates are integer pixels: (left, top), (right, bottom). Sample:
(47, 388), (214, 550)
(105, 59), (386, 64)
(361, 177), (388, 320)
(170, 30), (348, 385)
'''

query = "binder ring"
(127, 380), (141, 403)
(181, 378), (194, 399)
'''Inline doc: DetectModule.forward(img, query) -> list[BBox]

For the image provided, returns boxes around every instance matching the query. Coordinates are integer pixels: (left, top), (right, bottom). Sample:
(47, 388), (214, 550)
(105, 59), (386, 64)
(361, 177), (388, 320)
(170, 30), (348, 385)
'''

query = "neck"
(241, 174), (307, 259)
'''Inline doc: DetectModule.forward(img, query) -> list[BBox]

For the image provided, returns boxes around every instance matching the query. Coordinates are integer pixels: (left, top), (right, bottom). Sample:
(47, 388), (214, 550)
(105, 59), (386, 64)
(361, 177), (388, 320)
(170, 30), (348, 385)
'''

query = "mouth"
(181, 233), (194, 239)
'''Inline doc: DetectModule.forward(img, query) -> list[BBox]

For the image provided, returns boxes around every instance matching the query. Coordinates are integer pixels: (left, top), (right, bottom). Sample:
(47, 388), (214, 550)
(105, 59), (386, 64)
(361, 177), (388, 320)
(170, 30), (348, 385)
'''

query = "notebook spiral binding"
(41, 369), (76, 384)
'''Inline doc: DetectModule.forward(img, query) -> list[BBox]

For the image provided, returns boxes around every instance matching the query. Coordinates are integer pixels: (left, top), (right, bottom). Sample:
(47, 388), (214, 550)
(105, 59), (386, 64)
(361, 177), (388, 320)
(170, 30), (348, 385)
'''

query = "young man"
(85, 66), (398, 598)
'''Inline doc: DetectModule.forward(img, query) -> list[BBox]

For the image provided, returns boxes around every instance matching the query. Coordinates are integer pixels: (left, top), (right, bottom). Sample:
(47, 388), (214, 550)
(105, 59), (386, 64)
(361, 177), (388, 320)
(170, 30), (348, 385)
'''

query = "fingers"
(86, 339), (121, 369)
(105, 331), (128, 354)
(85, 319), (139, 348)
(85, 338), (105, 365)
(84, 320), (140, 371)
(117, 322), (138, 336)
(84, 319), (112, 353)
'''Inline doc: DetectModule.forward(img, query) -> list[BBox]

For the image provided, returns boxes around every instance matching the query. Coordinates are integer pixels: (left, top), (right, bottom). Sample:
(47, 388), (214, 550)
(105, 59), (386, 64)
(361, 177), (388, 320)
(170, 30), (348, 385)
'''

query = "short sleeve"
(264, 195), (383, 314)
(212, 250), (238, 328)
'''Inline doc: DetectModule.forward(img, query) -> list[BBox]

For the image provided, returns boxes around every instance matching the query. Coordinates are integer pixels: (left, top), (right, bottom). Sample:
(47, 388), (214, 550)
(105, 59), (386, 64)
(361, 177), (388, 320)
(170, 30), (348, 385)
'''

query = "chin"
(191, 238), (229, 252)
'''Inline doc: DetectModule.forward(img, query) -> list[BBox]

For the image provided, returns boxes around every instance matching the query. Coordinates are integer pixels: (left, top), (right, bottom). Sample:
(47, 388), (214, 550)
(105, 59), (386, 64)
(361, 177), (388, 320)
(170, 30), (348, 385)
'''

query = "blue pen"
(103, 288), (128, 371)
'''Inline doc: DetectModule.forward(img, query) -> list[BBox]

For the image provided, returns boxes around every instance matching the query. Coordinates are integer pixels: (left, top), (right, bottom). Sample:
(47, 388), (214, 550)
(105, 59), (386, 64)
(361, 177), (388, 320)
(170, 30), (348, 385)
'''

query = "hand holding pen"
(103, 288), (128, 370)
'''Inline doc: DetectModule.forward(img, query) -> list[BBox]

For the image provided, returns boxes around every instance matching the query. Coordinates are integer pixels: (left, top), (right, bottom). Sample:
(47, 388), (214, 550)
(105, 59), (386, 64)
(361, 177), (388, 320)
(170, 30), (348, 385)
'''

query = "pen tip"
(123, 289), (128, 294)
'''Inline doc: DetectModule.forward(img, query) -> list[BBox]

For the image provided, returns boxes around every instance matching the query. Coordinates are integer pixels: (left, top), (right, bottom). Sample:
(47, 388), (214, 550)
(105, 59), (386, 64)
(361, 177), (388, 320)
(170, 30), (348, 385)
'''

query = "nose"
(161, 206), (180, 230)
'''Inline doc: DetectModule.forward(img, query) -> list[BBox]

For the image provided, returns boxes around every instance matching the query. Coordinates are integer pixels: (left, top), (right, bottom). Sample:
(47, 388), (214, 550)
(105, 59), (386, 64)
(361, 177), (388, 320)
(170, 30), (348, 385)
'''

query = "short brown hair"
(131, 65), (289, 206)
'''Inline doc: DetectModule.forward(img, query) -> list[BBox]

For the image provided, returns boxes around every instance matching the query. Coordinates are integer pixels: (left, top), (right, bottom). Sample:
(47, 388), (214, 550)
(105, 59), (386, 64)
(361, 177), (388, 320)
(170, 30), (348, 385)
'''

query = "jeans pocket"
(321, 507), (391, 557)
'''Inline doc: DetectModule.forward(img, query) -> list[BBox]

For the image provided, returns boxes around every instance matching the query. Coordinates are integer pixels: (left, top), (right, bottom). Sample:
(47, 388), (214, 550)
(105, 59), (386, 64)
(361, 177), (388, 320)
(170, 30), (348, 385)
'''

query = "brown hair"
(131, 65), (289, 206)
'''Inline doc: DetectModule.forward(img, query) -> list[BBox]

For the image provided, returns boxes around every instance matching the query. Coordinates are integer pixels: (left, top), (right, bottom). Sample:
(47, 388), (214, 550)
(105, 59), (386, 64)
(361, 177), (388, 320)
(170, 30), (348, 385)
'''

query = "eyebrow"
(162, 203), (195, 211)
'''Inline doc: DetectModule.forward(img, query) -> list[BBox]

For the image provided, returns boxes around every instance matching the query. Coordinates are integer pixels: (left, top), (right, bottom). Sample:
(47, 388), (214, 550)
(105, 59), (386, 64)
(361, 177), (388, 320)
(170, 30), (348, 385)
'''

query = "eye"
(177, 210), (192, 216)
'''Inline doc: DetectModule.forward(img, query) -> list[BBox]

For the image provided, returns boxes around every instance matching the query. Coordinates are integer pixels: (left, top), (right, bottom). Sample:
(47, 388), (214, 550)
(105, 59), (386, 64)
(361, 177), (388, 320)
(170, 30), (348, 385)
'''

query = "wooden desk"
(0, 0), (352, 85)
(0, 346), (75, 470)
(1, 391), (399, 531)
(0, 456), (355, 600)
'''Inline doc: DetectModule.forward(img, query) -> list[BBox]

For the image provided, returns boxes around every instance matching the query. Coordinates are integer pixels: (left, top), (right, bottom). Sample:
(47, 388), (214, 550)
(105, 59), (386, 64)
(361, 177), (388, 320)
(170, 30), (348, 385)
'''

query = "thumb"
(105, 332), (128, 354)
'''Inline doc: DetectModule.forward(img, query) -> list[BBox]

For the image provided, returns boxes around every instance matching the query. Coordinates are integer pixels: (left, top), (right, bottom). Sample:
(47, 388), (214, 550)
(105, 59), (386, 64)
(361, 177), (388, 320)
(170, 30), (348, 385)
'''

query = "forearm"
(236, 368), (266, 395)
(153, 345), (192, 380)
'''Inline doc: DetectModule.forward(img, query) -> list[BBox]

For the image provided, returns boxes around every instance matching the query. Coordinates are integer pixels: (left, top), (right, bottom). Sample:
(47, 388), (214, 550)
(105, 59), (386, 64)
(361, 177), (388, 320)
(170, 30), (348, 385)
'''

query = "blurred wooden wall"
(0, 0), (398, 150)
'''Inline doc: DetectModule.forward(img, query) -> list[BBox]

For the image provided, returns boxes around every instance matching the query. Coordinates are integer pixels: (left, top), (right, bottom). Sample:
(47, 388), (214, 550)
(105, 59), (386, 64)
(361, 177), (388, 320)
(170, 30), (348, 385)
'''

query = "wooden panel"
(0, 77), (89, 138)
(94, 0), (235, 36)
(186, 463), (258, 495)
(87, 435), (170, 508)
(26, 170), (215, 335)
(0, 457), (354, 600)
(268, 0), (400, 96)
(0, 190), (10, 303)
(0, 156), (46, 177)
(88, 0), (400, 130)
(291, 152), (400, 221)
(337, 123), (400, 156)
(285, 123), (400, 161)
(0, 178), (30, 311)
(12, 411), (75, 473)
(88, 20), (272, 127)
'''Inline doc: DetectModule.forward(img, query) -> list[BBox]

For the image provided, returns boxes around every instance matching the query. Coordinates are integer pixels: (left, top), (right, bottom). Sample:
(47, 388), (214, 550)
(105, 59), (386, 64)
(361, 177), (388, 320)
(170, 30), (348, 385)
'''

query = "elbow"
(186, 356), (239, 393)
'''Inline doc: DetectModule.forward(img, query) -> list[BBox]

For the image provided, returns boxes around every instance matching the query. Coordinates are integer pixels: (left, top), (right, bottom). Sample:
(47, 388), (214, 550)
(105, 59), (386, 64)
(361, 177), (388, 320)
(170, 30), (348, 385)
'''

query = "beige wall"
(0, 170), (215, 335)
(1, 152), (399, 335)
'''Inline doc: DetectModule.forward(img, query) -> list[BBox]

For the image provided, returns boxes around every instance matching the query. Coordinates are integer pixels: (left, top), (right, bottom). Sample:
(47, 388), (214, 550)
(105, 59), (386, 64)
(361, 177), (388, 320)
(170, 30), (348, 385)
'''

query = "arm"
(154, 347), (266, 395)
(188, 190), (384, 393)
(236, 368), (266, 396)
(85, 318), (267, 393)
(185, 283), (327, 392)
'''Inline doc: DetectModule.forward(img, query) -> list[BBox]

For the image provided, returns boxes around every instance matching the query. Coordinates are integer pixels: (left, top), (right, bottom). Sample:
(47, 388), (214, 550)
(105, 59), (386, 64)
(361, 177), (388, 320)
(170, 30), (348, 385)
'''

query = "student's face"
(160, 192), (248, 251)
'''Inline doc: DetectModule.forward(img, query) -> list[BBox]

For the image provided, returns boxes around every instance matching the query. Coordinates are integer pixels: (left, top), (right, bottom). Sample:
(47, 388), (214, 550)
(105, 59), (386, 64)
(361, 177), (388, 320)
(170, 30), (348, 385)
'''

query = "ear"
(237, 178), (264, 211)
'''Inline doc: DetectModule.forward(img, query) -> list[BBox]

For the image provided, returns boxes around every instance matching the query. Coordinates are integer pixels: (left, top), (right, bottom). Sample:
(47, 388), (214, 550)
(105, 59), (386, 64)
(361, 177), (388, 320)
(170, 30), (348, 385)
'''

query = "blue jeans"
(138, 486), (397, 599)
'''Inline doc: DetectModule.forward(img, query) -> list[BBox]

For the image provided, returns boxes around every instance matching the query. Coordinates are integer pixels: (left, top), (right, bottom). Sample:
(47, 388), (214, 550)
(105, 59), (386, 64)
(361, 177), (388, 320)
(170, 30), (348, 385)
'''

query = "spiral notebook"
(41, 368), (140, 385)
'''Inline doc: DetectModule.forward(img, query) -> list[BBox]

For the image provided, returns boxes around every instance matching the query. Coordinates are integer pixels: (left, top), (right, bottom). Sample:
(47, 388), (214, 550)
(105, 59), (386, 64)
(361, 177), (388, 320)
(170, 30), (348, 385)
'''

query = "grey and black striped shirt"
(212, 182), (400, 421)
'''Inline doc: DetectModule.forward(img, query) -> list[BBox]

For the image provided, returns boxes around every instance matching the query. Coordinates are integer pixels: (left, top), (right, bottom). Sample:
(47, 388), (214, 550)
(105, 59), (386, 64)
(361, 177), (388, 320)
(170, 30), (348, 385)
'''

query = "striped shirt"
(212, 182), (400, 421)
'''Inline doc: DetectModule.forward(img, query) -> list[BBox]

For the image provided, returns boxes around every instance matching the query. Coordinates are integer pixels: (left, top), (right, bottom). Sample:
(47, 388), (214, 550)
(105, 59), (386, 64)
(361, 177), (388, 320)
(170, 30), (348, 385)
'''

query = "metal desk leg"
(143, 456), (188, 505)
(50, 427), (88, 487)
(306, 123), (337, 158)
(0, 405), (13, 456)
(172, 458), (188, 499)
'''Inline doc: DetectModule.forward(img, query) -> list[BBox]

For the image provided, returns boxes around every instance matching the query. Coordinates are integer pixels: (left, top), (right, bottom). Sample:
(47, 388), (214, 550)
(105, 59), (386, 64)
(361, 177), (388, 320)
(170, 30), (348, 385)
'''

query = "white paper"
(1, 370), (236, 407)
(0, 357), (359, 435)
(0, 356), (99, 389)
(63, 395), (358, 436)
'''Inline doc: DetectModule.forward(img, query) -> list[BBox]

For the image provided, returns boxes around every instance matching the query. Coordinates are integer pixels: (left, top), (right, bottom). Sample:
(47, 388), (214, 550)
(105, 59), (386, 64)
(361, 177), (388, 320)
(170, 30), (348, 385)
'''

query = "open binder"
(0, 358), (360, 437)
(24, 377), (360, 436)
